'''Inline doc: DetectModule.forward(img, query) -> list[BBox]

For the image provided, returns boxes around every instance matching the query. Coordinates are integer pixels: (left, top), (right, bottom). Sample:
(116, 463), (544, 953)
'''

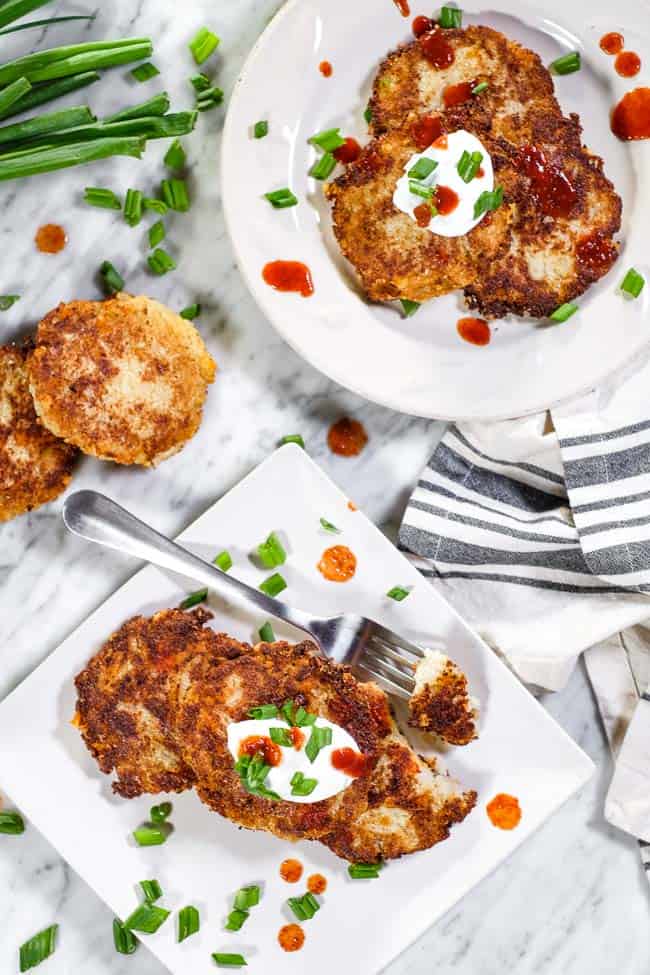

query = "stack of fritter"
(326, 24), (622, 317)
(75, 608), (477, 863)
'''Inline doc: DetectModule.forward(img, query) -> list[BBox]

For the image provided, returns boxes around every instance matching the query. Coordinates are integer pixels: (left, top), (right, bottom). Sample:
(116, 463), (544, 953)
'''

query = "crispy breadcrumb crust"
(409, 659), (478, 746)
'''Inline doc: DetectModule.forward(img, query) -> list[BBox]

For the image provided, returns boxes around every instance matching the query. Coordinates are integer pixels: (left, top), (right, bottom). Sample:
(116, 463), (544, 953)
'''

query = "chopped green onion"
(264, 187), (298, 209)
(113, 918), (138, 955)
(124, 187), (143, 226)
(287, 892), (320, 921)
(195, 85), (224, 111)
(140, 879), (163, 903)
(472, 81), (489, 94)
(279, 434), (305, 448)
(309, 151), (336, 180)
(150, 802), (172, 823)
(0, 134), (146, 184)
(269, 726), (294, 746)
(0, 77), (32, 117)
(259, 573), (287, 597)
(148, 247), (177, 276)
(106, 92), (170, 122)
(400, 299), (420, 317)
(179, 588), (207, 610)
(125, 903), (170, 934)
(84, 186), (121, 210)
(386, 585), (411, 601)
(143, 197), (168, 214)
(254, 120), (268, 139)
(0, 295), (20, 312)
(258, 621), (276, 643)
(234, 752), (281, 800)
(224, 909), (248, 931)
(164, 138), (186, 171)
(305, 725), (332, 763)
(133, 824), (168, 846)
(189, 27), (220, 65)
(549, 302), (578, 323)
(257, 531), (287, 568)
(181, 303), (201, 320)
(213, 549), (232, 571)
(474, 185), (503, 218)
(233, 886), (260, 910)
(364, 105), (372, 124)
(248, 703), (279, 719)
(320, 517), (341, 534)
(212, 955), (247, 968)
(161, 177), (190, 211)
(282, 700), (317, 727)
(131, 62), (159, 82)
(190, 72), (211, 92)
(457, 149), (483, 183)
(20, 925), (58, 972)
(290, 771), (318, 796)
(0, 810), (25, 833)
(148, 219), (166, 248)
(621, 267), (645, 299)
(309, 127), (345, 152)
(0, 72), (100, 122)
(550, 51), (581, 75)
(348, 862), (383, 879)
(439, 5), (462, 28)
(178, 905), (200, 942)
(409, 178), (433, 200)
(408, 157), (437, 181)
(100, 260), (124, 295)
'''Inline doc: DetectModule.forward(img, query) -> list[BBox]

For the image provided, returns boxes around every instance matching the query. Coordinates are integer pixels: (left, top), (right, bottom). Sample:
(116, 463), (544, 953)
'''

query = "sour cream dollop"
(393, 129), (494, 238)
(227, 716), (362, 804)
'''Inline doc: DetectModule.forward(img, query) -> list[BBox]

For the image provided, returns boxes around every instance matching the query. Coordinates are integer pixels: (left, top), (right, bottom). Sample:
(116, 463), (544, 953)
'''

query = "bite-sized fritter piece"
(325, 124), (513, 302)
(409, 650), (479, 746)
(0, 344), (77, 522)
(74, 608), (243, 798)
(176, 639), (476, 860)
(28, 294), (216, 467)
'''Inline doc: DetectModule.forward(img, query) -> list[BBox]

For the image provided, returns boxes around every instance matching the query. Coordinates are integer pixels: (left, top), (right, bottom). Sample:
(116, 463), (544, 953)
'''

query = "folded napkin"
(398, 350), (650, 871)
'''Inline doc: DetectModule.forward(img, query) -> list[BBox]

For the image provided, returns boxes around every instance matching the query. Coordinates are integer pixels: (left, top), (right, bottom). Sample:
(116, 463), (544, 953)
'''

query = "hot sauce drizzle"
(486, 793), (522, 829)
(419, 28), (455, 69)
(35, 223), (67, 254)
(331, 747), (368, 777)
(307, 873), (328, 895)
(333, 137), (361, 164)
(411, 114), (444, 150)
(443, 80), (475, 108)
(600, 32), (624, 55)
(263, 261), (314, 297)
(238, 735), (282, 767)
(457, 317), (491, 346)
(317, 545), (357, 582)
(280, 859), (303, 883)
(327, 417), (368, 456)
(517, 145), (577, 218)
(319, 60), (332, 77)
(615, 51), (641, 77)
(412, 14), (434, 37)
(435, 185), (459, 215)
(576, 231), (618, 272)
(393, 0), (410, 16)
(611, 87), (650, 140)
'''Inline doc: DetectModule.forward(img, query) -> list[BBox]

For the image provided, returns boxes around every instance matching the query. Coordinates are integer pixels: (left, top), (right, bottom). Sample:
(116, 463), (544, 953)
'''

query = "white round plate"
(222, 0), (650, 420)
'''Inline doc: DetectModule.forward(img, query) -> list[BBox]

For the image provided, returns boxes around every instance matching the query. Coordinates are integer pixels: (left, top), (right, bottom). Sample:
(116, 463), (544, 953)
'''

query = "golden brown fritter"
(325, 123), (513, 303)
(0, 344), (77, 522)
(409, 651), (478, 746)
(28, 294), (216, 467)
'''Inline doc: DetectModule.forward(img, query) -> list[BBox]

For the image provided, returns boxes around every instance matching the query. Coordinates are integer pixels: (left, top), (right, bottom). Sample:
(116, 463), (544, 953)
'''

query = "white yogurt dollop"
(392, 129), (494, 238)
(227, 716), (361, 804)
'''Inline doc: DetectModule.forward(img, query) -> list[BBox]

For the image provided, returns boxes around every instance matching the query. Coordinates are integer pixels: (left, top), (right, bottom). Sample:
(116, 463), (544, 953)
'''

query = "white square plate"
(0, 445), (593, 973)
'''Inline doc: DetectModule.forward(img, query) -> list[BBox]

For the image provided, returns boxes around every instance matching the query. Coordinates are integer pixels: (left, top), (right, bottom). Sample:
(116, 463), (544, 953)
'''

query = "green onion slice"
(258, 621), (276, 643)
(472, 81), (489, 94)
(148, 219), (166, 248)
(124, 187), (143, 226)
(148, 248), (177, 276)
(19, 925), (58, 971)
(439, 5), (462, 28)
(364, 105), (372, 124)
(254, 120), (268, 138)
(233, 885), (260, 911)
(125, 903), (170, 934)
(189, 27), (220, 65)
(290, 771), (318, 796)
(180, 303), (201, 320)
(305, 725), (332, 763)
(287, 892), (321, 921)
(234, 752), (281, 800)
(282, 699), (317, 727)
(279, 434), (305, 448)
(387, 586), (411, 602)
(621, 267), (645, 299)
(131, 62), (159, 82)
(264, 187), (298, 209)
(0, 295), (20, 312)
(133, 824), (168, 847)
(259, 572), (287, 598)
(248, 703), (279, 719)
(100, 260), (124, 295)
(473, 185), (503, 218)
(0, 810), (25, 832)
(140, 879), (163, 903)
(161, 177), (189, 212)
(550, 51), (581, 75)
(320, 517), (341, 534)
(348, 862), (383, 879)
(190, 72), (211, 92)
(408, 178), (433, 200)
(213, 549), (232, 571)
(150, 801), (172, 823)
(179, 588), (207, 610)
(407, 157), (437, 181)
(457, 149), (483, 183)
(309, 127), (345, 152)
(178, 905), (200, 942)
(212, 954), (247, 968)
(257, 531), (287, 568)
(113, 918), (138, 955)
(549, 302), (578, 323)
(143, 197), (168, 214)
(84, 186), (121, 209)
(196, 85), (224, 111)
(309, 151), (336, 180)
(400, 299), (420, 317)
(164, 138), (186, 171)
(224, 908), (248, 931)
(269, 726), (293, 747)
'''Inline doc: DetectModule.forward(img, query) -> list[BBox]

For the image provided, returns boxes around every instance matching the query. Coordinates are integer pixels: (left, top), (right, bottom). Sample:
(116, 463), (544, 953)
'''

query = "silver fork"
(62, 490), (423, 700)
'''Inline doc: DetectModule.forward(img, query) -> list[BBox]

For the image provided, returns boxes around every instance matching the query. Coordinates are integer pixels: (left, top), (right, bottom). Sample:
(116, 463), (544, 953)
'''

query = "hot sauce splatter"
(486, 793), (522, 830)
(317, 545), (357, 582)
(280, 859), (303, 883)
(331, 747), (368, 777)
(327, 417), (368, 456)
(457, 317), (491, 346)
(333, 137), (361, 164)
(517, 145), (577, 218)
(238, 735), (282, 767)
(319, 60), (332, 77)
(307, 874), (327, 895)
(576, 231), (618, 272)
(615, 51), (641, 77)
(435, 185), (459, 215)
(611, 87), (650, 140)
(443, 80), (475, 108)
(420, 28), (455, 69)
(263, 261), (314, 296)
(412, 15), (434, 37)
(290, 726), (305, 750)
(35, 223), (67, 254)
(414, 202), (433, 228)
(347, 500), (358, 511)
(393, 0), (410, 16)
(600, 32), (624, 55)
(411, 114), (444, 150)
(279, 924), (305, 952)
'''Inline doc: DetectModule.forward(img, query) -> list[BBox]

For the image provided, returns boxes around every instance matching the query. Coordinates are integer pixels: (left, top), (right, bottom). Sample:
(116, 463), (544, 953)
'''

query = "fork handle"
(62, 490), (318, 640)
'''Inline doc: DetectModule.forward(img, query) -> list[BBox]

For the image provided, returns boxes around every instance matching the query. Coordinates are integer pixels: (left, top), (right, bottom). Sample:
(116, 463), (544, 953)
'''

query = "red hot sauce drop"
(419, 28), (455, 69)
(393, 0), (410, 16)
(35, 223), (67, 254)
(443, 81), (475, 108)
(517, 145), (577, 218)
(238, 735), (282, 767)
(263, 261), (314, 297)
(319, 60), (332, 77)
(600, 32), (624, 55)
(412, 15), (434, 37)
(327, 417), (368, 456)
(278, 924), (305, 952)
(280, 859), (303, 883)
(457, 317), (491, 346)
(411, 114), (444, 150)
(611, 87), (650, 140)
(435, 185), (459, 215)
(615, 51), (641, 77)
(331, 747), (369, 777)
(414, 202), (432, 228)
(307, 873), (328, 895)
(333, 137), (361, 164)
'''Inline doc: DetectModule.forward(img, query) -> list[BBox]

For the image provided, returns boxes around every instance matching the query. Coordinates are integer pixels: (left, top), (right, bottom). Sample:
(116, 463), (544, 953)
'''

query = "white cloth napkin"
(398, 350), (650, 870)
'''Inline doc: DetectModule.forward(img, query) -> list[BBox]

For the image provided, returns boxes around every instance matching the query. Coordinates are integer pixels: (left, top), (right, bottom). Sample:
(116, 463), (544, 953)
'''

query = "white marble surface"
(0, 1), (648, 972)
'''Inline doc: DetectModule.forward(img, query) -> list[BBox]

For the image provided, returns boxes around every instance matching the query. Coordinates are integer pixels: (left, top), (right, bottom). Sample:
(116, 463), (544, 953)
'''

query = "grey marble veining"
(0, 1), (648, 973)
